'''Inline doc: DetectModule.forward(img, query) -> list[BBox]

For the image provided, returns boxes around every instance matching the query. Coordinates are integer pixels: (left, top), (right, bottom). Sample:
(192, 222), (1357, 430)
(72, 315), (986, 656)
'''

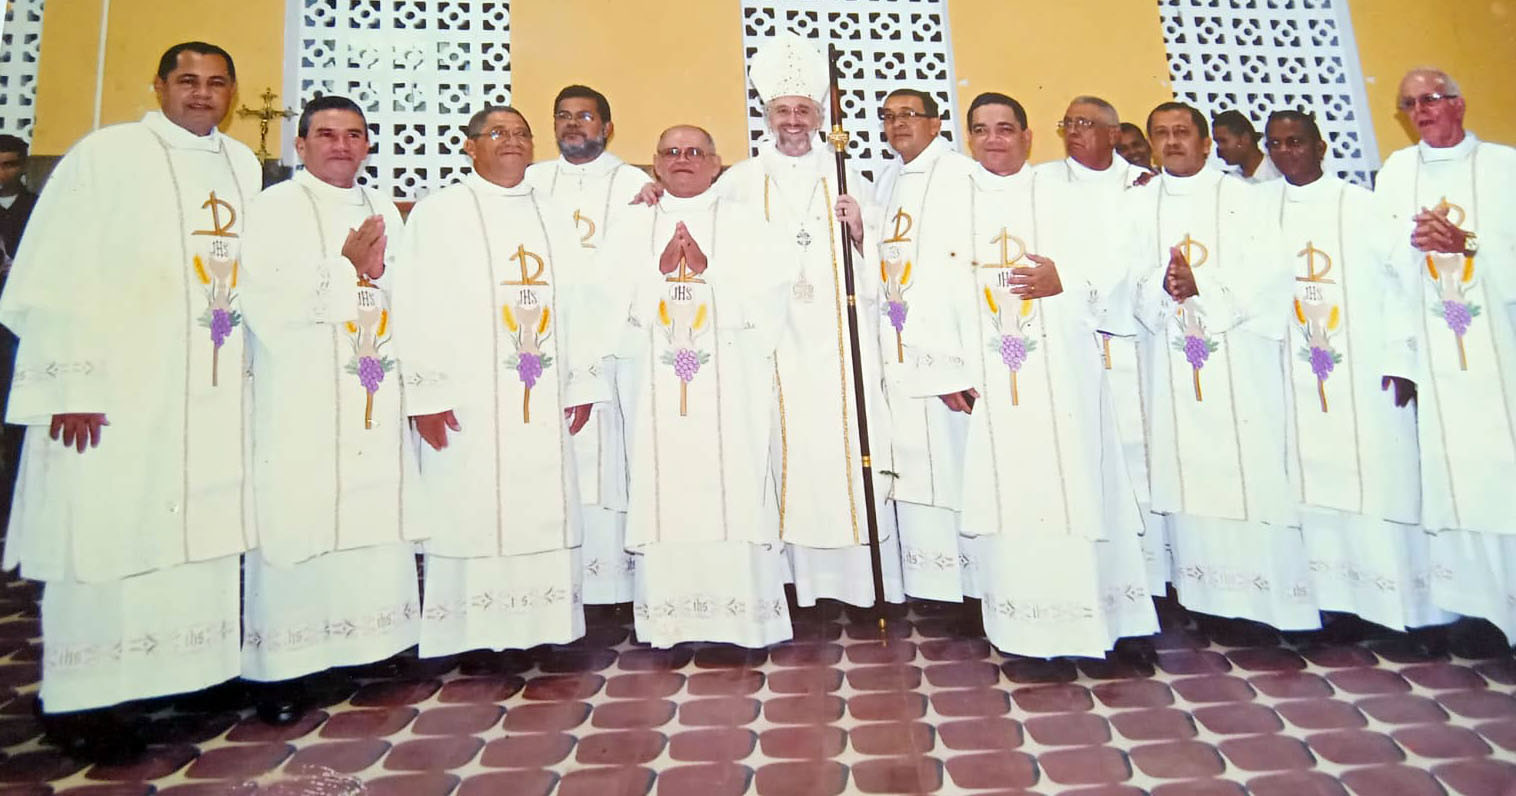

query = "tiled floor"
(0, 571), (1513, 795)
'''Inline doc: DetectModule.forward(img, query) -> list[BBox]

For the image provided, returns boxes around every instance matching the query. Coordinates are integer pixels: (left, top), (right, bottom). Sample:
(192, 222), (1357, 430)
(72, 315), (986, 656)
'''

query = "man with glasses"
(873, 87), (978, 604)
(1374, 67), (1516, 650)
(603, 125), (795, 648)
(712, 33), (901, 612)
(525, 85), (648, 609)
(392, 105), (606, 656)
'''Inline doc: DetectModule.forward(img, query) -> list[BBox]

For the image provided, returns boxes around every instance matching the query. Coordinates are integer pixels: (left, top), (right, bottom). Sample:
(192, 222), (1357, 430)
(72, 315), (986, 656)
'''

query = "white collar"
(294, 168), (366, 206)
(1418, 131), (1480, 163)
(1282, 173), (1341, 203)
(758, 138), (831, 177)
(1159, 167), (1222, 196)
(658, 188), (719, 213)
(142, 111), (224, 153)
(899, 136), (951, 175)
(552, 151), (628, 177)
(971, 162), (1032, 192)
(467, 170), (535, 197)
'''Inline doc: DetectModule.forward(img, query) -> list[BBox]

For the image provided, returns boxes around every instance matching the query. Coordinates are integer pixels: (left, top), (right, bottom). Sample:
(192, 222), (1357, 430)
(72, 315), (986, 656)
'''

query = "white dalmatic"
(715, 139), (903, 608)
(605, 191), (794, 648)
(1375, 134), (1516, 637)
(1130, 169), (1317, 629)
(394, 174), (608, 656)
(526, 152), (649, 603)
(876, 136), (978, 601)
(239, 168), (422, 682)
(938, 164), (1154, 657)
(0, 111), (260, 711)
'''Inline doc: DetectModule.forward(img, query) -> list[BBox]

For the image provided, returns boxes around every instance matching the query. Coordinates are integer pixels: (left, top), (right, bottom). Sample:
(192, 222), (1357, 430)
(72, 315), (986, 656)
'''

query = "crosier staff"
(826, 44), (888, 630)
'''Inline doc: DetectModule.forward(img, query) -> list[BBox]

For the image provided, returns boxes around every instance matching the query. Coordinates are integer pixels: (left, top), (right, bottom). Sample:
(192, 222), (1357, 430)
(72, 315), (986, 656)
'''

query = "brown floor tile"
(768, 667), (844, 695)
(1245, 770), (1348, 796)
(937, 717), (1024, 750)
(574, 730), (667, 765)
(182, 743), (293, 780)
(57, 785), (154, 796)
(0, 693), (37, 717)
(412, 704), (505, 735)
(1356, 694), (1450, 724)
(850, 722), (934, 755)
(680, 697), (761, 727)
(1076, 659), (1156, 681)
(436, 675), (524, 704)
(1192, 703), (1284, 735)
(1402, 662), (1489, 691)
(1473, 658), (1516, 685)
(848, 692), (927, 722)
(1476, 719), (1516, 752)
(1002, 657), (1078, 684)
(1039, 745), (1131, 786)
(845, 665), (920, 692)
(765, 694), (845, 724)
(1128, 740), (1225, 779)
(1149, 780), (1246, 796)
(789, 621), (845, 643)
(224, 710), (327, 743)
(1092, 679), (1174, 709)
(1301, 645), (1379, 668)
(1432, 759), (1516, 796)
(1339, 764), (1446, 796)
(930, 687), (1012, 717)
(1248, 671), (1334, 699)
(606, 672), (686, 700)
(478, 733), (575, 767)
(1326, 667), (1411, 695)
(522, 673), (605, 701)
(318, 707), (417, 738)
(1108, 708), (1197, 741)
(348, 679), (441, 707)
(1062, 786), (1146, 796)
(757, 725), (847, 759)
(1024, 713), (1111, 746)
(502, 701), (592, 732)
(382, 736), (483, 771)
(558, 766), (655, 796)
(1275, 698), (1367, 731)
(591, 699), (676, 730)
(284, 739), (389, 774)
(943, 751), (1038, 790)
(617, 646), (693, 672)
(1438, 689), (1516, 721)
(923, 660), (999, 688)
(1156, 650), (1232, 675)
(456, 649), (533, 677)
(919, 638), (991, 662)
(842, 617), (912, 642)
(1170, 675), (1256, 704)
(692, 644), (767, 669)
(140, 713), (239, 746)
(753, 760), (848, 796)
(1011, 683), (1094, 713)
(156, 784), (258, 796)
(360, 772), (461, 796)
(1226, 647), (1306, 672)
(844, 639), (916, 665)
(769, 643), (843, 667)
(1392, 724), (1492, 759)
(851, 756), (943, 794)
(667, 727), (756, 762)
(685, 669), (764, 697)
(656, 763), (753, 796)
(1306, 729), (1405, 765)
(1217, 735), (1315, 772)
(83, 744), (198, 781)
(536, 647), (618, 674)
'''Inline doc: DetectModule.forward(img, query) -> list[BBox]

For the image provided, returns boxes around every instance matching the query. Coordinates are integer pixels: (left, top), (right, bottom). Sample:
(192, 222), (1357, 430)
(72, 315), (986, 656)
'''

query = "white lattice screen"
(1158, 0), (1379, 185)
(740, 0), (960, 183)
(295, 0), (511, 201)
(0, 0), (45, 141)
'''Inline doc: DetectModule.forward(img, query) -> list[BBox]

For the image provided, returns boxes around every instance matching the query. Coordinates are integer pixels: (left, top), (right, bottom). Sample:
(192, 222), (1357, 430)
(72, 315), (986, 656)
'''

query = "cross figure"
(236, 87), (296, 162)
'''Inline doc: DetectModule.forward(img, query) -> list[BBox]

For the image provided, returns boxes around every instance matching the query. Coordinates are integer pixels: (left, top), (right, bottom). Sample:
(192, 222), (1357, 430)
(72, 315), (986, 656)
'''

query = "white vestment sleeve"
(392, 201), (462, 416)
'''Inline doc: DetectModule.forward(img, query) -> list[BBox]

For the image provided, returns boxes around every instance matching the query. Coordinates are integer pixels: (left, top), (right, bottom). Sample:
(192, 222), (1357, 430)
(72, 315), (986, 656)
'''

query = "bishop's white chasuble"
(876, 137), (979, 601)
(1130, 169), (1318, 629)
(1375, 134), (1516, 637)
(715, 140), (904, 608)
(526, 152), (649, 603)
(605, 191), (794, 648)
(394, 174), (609, 656)
(0, 112), (259, 711)
(239, 169), (421, 681)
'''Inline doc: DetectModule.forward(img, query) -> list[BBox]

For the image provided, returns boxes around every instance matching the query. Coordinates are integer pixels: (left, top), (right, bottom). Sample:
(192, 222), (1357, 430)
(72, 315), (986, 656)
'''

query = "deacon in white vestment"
(933, 93), (1157, 658)
(394, 106), (606, 656)
(525, 85), (649, 604)
(875, 89), (978, 601)
(715, 33), (902, 609)
(608, 125), (795, 648)
(1374, 69), (1516, 640)
(0, 44), (259, 724)
(1129, 103), (1317, 630)
(1260, 110), (1450, 633)
(1035, 96), (1169, 594)
(239, 97), (420, 694)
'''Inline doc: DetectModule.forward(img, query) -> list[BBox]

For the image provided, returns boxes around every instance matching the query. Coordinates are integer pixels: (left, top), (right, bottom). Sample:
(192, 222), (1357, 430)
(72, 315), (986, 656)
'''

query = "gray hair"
(763, 97), (824, 128)
(465, 105), (530, 139)
(657, 124), (717, 153)
(1069, 95), (1119, 126)
(1400, 67), (1462, 97)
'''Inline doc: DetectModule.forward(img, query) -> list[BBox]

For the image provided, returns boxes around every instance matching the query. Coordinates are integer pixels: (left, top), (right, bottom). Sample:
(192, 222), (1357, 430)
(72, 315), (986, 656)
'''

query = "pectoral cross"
(501, 244), (549, 286)
(1296, 241), (1335, 284)
(235, 87), (296, 163)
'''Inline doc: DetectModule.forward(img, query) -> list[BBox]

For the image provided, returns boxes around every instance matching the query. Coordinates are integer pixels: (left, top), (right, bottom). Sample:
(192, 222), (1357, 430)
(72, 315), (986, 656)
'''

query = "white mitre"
(748, 31), (829, 107)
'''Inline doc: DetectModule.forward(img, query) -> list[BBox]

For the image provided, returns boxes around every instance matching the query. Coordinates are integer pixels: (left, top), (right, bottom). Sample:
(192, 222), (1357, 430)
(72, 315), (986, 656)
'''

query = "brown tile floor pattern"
(0, 572), (1511, 794)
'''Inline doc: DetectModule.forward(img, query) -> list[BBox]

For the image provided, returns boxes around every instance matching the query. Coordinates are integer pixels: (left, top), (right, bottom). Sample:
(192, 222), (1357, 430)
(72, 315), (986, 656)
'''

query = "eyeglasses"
(1056, 117), (1106, 133)
(553, 110), (598, 123)
(879, 109), (934, 123)
(471, 127), (533, 141)
(1397, 93), (1458, 112)
(657, 146), (709, 160)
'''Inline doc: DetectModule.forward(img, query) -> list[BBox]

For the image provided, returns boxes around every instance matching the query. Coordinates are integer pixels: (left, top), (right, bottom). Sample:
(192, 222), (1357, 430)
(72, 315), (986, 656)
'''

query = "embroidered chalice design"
(192, 191), (241, 387)
(979, 229), (1037, 406)
(1425, 198), (1479, 371)
(343, 282), (393, 429)
(1168, 233), (1215, 401)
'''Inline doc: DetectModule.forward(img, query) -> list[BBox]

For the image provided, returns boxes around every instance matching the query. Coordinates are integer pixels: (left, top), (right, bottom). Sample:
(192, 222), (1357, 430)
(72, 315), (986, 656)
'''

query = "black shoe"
(1113, 636), (1158, 667)
(40, 707), (146, 764)
(254, 681), (310, 727)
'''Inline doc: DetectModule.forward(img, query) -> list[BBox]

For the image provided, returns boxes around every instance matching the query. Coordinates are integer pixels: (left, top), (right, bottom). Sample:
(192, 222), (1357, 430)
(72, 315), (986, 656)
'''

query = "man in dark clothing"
(0, 134), (36, 507)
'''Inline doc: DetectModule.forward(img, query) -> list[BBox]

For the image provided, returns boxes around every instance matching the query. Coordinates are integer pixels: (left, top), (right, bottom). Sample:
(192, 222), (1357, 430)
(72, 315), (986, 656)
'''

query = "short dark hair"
(297, 95), (368, 138)
(885, 88), (939, 118)
(0, 135), (27, 158)
(466, 105), (531, 139)
(1265, 109), (1324, 147)
(1118, 121), (1146, 137)
(554, 85), (611, 124)
(1212, 109), (1259, 143)
(1146, 101), (1208, 139)
(156, 41), (236, 83)
(967, 92), (1027, 130)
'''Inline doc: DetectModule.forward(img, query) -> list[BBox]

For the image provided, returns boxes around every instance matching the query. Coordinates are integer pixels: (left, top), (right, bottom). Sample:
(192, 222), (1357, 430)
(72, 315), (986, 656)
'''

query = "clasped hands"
(1410, 204), (1470, 255)
(342, 215), (387, 281)
(659, 222), (709, 276)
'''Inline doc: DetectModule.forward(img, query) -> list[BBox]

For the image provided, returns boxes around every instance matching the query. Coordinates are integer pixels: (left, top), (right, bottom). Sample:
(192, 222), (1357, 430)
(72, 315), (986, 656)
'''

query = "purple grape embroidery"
(1172, 316), (1219, 402)
(660, 347), (711, 417)
(1308, 346), (1336, 381)
(358, 355), (386, 392)
(1426, 254), (1480, 371)
(887, 301), (908, 333)
(516, 352), (544, 390)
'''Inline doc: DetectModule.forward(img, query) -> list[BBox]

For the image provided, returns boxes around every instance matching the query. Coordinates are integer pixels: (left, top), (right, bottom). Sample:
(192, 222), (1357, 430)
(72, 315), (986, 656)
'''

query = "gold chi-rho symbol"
(1175, 233), (1208, 269)
(573, 210), (597, 248)
(501, 244), (548, 286)
(192, 191), (238, 257)
(1296, 242), (1335, 284)
(883, 208), (913, 243)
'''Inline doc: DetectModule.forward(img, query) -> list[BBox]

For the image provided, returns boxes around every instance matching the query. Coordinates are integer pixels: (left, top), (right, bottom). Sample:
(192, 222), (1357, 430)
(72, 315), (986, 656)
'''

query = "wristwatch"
(1463, 231), (1479, 257)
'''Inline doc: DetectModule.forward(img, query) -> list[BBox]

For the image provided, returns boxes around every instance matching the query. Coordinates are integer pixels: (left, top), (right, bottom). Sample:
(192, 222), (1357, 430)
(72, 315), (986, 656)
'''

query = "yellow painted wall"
(32, 0), (285, 156)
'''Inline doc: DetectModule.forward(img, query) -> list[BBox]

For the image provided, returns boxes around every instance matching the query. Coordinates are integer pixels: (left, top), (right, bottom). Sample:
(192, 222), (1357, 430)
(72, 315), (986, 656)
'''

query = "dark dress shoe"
(40, 707), (146, 764)
(254, 680), (311, 727)
(1113, 636), (1159, 667)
